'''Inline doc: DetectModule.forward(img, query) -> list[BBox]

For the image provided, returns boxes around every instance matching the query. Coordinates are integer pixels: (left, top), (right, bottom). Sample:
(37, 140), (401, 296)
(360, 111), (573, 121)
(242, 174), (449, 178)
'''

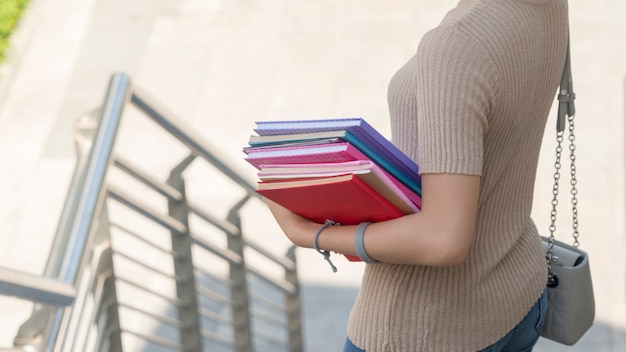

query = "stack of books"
(244, 118), (422, 261)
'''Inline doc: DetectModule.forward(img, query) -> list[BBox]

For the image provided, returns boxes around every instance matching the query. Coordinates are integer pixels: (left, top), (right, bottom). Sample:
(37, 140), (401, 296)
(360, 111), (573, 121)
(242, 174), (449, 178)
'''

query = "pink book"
(244, 142), (368, 170)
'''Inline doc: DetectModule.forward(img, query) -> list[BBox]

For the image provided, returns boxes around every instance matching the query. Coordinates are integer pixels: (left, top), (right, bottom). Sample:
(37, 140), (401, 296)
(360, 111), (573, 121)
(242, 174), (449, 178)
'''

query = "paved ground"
(0, 0), (625, 350)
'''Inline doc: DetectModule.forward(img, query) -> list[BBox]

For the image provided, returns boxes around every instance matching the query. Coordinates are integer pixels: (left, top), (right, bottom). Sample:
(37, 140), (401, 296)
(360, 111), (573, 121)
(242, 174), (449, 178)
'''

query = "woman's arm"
(265, 173), (480, 266)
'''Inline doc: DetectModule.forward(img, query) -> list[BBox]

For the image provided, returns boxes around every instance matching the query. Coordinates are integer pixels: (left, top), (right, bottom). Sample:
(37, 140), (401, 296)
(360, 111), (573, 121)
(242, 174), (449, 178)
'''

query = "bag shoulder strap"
(557, 35), (575, 132)
(547, 29), (580, 283)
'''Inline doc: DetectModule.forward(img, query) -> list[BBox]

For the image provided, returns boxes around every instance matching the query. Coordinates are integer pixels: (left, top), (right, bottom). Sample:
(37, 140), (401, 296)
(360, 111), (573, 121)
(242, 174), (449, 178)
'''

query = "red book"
(256, 173), (405, 261)
(257, 160), (421, 212)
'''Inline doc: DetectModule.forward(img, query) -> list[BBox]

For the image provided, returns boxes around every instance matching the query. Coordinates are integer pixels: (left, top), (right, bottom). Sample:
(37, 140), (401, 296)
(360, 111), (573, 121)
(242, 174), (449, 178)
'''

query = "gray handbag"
(540, 31), (595, 346)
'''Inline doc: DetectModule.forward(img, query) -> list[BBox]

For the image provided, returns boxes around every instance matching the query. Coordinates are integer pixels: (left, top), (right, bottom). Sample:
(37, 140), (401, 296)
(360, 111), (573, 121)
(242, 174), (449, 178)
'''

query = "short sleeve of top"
(414, 26), (499, 176)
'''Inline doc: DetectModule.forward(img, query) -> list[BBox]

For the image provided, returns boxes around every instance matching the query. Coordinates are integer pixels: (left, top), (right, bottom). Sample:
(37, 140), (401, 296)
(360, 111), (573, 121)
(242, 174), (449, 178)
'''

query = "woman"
(265, 0), (569, 350)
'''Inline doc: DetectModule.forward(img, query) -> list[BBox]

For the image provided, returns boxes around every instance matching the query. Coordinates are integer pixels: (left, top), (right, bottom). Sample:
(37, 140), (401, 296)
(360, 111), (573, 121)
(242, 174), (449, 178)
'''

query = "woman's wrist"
(313, 220), (341, 272)
(354, 222), (378, 263)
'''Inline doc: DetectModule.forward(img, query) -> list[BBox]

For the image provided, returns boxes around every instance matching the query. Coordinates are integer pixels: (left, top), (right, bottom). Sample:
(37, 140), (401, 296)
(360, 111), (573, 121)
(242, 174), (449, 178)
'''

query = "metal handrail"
(1, 73), (302, 352)
(0, 267), (75, 307)
(40, 73), (129, 352)
(130, 86), (258, 196)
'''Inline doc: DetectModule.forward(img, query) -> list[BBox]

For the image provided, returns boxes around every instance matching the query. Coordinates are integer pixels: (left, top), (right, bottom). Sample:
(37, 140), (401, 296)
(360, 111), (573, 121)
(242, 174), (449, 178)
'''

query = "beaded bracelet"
(313, 219), (340, 272)
(354, 222), (378, 264)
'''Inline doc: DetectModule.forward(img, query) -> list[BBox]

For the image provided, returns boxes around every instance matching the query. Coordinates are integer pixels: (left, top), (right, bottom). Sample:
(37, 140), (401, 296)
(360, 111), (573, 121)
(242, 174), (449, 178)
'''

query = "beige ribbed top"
(347, 0), (568, 351)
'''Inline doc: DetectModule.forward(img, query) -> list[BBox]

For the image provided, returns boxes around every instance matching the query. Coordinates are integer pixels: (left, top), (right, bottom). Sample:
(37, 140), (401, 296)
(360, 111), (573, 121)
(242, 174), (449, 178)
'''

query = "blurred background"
(0, 0), (624, 350)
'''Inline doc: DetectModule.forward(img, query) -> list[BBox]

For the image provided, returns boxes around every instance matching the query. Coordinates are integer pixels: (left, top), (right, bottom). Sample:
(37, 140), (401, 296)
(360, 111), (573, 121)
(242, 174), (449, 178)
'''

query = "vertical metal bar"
(42, 73), (130, 352)
(97, 276), (122, 352)
(45, 109), (100, 279)
(59, 73), (130, 284)
(226, 206), (253, 352)
(285, 246), (303, 352)
(12, 113), (100, 352)
(95, 207), (123, 352)
(167, 157), (203, 351)
(61, 206), (123, 352)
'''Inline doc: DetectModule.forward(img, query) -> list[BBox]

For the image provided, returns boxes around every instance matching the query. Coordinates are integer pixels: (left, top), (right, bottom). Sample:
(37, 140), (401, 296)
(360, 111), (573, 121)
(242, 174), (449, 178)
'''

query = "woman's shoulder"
(419, 0), (567, 62)
(433, 0), (567, 36)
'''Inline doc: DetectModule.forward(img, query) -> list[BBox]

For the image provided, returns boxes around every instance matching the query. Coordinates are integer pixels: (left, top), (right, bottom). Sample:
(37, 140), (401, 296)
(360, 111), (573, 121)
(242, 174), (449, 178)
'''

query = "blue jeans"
(343, 289), (548, 352)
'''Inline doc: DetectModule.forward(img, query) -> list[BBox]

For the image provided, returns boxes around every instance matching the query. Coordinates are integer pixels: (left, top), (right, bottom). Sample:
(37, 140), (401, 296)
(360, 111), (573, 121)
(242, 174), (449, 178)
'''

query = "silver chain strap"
(547, 130), (563, 283)
(547, 106), (579, 285)
(546, 27), (577, 285)
(568, 113), (580, 247)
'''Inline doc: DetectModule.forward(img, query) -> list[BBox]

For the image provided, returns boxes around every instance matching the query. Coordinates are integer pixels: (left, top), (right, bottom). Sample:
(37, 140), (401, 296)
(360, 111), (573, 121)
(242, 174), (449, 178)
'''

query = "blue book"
(252, 118), (422, 195)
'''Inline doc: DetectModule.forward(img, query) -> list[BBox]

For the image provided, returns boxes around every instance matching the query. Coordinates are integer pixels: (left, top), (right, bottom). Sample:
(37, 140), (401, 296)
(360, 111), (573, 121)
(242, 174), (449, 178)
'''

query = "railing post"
(57, 202), (123, 352)
(285, 246), (303, 352)
(226, 205), (253, 352)
(97, 270), (123, 352)
(167, 158), (203, 352)
(94, 207), (123, 352)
